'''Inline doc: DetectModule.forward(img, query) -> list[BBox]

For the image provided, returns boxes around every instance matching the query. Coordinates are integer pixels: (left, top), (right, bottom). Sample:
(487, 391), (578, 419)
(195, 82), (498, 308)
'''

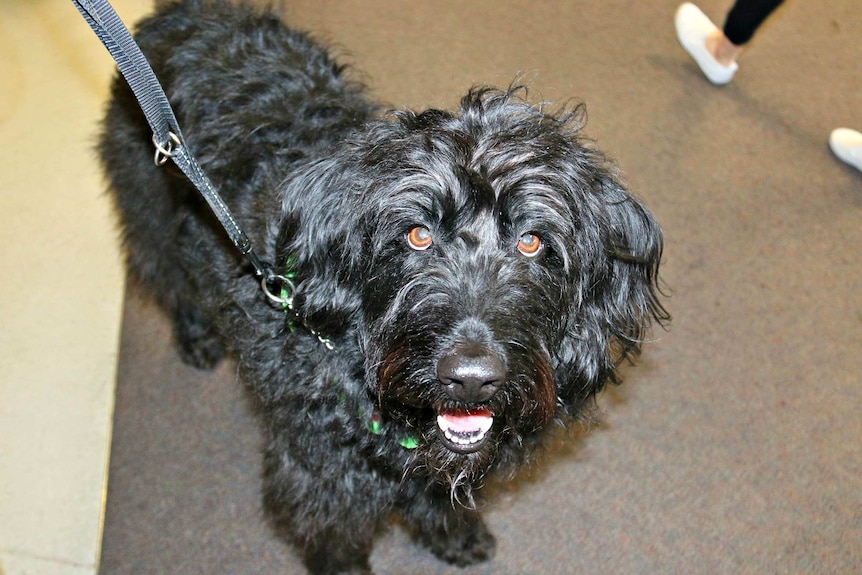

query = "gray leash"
(71, 0), (281, 293)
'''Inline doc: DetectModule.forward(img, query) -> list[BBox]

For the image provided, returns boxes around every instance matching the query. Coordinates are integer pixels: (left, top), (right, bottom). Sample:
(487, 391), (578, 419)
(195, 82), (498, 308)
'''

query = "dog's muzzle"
(435, 347), (504, 453)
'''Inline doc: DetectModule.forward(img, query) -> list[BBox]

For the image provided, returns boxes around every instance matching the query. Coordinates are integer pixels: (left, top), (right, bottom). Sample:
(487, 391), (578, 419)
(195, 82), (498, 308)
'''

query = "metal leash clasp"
(261, 273), (335, 350)
(261, 273), (296, 309)
(152, 131), (182, 166)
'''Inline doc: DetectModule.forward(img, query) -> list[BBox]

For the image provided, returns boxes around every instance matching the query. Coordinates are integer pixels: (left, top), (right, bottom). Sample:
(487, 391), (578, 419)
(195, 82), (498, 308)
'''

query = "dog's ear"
(275, 158), (369, 338)
(555, 170), (668, 410)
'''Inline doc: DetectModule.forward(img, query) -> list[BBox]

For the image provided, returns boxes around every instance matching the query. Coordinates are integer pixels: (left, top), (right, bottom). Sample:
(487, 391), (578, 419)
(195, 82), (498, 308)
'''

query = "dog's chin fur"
(99, 1), (668, 573)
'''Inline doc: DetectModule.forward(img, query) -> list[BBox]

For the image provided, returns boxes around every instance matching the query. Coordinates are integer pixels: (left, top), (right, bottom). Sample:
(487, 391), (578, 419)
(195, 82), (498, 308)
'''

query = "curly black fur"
(99, 1), (669, 573)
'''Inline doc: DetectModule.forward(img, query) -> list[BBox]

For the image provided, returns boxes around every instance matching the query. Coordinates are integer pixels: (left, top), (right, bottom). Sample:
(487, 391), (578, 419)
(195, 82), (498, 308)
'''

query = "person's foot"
(829, 128), (862, 172)
(675, 3), (739, 85)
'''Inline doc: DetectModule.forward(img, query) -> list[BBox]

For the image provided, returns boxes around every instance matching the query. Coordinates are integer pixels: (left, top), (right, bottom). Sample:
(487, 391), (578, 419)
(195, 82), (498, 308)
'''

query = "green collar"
(275, 257), (334, 349)
(277, 260), (414, 448)
(367, 411), (419, 450)
(335, 392), (419, 450)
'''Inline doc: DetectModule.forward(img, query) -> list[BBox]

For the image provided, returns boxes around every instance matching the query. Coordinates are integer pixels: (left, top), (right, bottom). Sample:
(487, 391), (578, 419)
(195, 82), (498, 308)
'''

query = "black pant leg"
(723, 0), (785, 45)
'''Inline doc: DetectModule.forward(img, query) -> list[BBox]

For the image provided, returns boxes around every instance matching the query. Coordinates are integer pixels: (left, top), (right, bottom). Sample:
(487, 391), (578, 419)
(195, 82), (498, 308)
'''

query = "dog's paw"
(305, 564), (373, 575)
(303, 545), (374, 575)
(423, 515), (497, 567)
(177, 332), (225, 370)
(171, 304), (225, 369)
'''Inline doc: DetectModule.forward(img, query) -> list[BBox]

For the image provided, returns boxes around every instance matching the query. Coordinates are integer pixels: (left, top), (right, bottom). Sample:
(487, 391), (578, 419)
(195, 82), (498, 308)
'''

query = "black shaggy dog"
(100, 1), (668, 573)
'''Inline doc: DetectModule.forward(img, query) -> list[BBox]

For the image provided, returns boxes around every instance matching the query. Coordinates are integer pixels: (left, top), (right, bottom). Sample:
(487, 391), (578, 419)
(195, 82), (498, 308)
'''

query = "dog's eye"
(407, 226), (433, 250)
(516, 233), (542, 257)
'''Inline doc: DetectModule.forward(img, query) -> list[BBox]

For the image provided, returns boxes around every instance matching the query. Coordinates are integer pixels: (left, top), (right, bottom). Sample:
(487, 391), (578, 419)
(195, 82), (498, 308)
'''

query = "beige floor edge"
(0, 2), (149, 574)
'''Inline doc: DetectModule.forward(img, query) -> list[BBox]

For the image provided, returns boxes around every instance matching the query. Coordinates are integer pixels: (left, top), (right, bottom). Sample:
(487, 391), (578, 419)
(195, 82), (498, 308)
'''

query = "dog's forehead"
(389, 156), (573, 224)
(363, 108), (587, 243)
(387, 162), (510, 222)
(388, 132), (555, 197)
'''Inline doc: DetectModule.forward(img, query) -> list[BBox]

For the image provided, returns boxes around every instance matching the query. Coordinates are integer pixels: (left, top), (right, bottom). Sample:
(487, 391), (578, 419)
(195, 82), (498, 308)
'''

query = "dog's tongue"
(437, 409), (494, 432)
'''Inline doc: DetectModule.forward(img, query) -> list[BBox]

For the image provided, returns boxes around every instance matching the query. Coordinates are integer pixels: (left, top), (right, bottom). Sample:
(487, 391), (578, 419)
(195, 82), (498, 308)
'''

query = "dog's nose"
(437, 350), (505, 403)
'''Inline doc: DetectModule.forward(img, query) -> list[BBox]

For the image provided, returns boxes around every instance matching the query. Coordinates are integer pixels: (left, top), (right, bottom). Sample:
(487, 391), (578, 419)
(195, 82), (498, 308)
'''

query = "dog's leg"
(263, 445), (390, 575)
(401, 494), (496, 567)
(169, 296), (225, 369)
(273, 511), (377, 575)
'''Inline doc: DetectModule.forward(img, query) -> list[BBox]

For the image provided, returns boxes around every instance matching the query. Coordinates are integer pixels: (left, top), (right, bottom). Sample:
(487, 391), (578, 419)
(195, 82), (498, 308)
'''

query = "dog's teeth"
(436, 412), (494, 446)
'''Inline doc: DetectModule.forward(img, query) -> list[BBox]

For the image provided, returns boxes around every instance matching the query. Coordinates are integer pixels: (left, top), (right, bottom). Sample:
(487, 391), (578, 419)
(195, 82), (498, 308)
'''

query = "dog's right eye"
(516, 233), (542, 257)
(407, 226), (433, 250)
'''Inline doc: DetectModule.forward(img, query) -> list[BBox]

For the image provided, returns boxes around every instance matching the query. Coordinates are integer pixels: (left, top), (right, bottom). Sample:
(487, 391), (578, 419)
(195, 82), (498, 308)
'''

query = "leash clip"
(262, 273), (335, 350)
(261, 273), (295, 308)
(152, 131), (182, 166)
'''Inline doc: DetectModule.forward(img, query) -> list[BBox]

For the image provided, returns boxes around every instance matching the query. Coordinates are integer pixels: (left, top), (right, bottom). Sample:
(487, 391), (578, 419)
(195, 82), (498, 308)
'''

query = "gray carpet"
(99, 1), (862, 573)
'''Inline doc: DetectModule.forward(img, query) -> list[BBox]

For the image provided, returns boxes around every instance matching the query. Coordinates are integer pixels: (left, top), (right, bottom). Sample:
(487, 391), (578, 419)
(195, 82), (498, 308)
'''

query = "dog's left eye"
(516, 233), (542, 257)
(407, 226), (433, 250)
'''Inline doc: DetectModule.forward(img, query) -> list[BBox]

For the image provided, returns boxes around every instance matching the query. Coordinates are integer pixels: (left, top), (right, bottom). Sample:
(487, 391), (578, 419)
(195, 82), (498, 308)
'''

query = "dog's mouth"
(435, 409), (494, 454)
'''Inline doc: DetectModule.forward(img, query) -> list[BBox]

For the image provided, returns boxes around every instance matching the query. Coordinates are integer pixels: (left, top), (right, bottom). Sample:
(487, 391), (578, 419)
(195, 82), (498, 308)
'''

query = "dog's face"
(280, 87), (666, 493)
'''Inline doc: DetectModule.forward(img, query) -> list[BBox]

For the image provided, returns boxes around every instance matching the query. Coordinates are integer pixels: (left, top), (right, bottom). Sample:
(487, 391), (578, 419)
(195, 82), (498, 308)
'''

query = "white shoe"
(829, 128), (862, 172)
(675, 3), (738, 85)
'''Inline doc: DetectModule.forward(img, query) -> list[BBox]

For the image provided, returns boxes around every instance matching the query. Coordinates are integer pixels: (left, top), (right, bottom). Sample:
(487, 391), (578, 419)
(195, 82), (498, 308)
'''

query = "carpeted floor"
(99, 1), (862, 573)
